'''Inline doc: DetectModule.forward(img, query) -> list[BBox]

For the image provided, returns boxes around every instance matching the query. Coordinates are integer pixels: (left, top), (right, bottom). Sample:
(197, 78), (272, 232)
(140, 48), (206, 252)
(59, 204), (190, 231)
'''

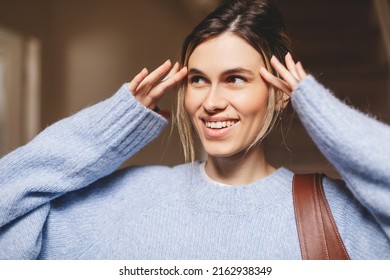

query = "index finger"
(151, 67), (188, 99)
(270, 56), (299, 89)
(260, 66), (292, 95)
(137, 60), (172, 93)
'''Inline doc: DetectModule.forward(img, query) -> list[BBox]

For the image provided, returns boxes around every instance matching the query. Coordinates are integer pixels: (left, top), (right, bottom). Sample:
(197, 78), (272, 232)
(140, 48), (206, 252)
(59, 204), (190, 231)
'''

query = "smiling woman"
(177, 0), (291, 166)
(0, 0), (390, 260)
(184, 33), (275, 183)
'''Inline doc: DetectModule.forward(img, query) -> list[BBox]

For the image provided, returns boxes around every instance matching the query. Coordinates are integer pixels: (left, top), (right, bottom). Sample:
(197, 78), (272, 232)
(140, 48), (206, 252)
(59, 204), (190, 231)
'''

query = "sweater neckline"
(185, 162), (294, 215)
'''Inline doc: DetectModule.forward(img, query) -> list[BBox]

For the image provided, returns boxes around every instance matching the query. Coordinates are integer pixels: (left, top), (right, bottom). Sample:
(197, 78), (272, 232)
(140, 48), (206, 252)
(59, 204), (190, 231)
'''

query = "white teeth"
(205, 120), (238, 129)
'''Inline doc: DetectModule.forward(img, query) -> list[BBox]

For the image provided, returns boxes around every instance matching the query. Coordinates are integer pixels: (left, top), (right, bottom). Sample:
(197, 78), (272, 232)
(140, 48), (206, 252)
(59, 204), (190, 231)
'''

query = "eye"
(226, 76), (246, 84)
(188, 75), (208, 86)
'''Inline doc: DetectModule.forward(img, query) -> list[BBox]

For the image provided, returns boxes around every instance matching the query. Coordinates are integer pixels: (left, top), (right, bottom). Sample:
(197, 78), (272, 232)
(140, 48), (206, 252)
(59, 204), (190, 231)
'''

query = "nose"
(202, 85), (228, 113)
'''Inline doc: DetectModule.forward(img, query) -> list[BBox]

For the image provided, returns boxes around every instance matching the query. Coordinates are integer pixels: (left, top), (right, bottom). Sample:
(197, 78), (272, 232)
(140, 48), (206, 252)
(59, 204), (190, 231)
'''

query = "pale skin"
(128, 36), (307, 185)
(185, 33), (275, 185)
(128, 60), (188, 119)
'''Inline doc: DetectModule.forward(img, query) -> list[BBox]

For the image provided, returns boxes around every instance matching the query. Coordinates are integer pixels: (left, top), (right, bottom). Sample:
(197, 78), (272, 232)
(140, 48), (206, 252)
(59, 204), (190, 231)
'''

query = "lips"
(200, 117), (240, 139)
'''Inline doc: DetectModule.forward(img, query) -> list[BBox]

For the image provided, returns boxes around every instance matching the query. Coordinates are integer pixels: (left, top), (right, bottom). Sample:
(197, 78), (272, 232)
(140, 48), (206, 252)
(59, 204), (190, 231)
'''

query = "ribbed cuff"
(68, 83), (168, 160)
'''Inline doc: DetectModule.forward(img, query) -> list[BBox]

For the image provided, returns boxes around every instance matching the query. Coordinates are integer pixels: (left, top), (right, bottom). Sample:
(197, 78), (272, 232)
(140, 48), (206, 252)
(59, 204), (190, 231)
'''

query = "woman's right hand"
(128, 60), (187, 119)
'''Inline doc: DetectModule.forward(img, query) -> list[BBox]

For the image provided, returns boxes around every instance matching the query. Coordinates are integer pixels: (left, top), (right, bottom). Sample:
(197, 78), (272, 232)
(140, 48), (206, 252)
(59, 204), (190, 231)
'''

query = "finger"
(162, 62), (179, 82)
(296, 62), (308, 80)
(150, 67), (188, 99)
(260, 67), (292, 95)
(128, 68), (148, 93)
(285, 53), (299, 80)
(270, 56), (298, 89)
(136, 59), (172, 94)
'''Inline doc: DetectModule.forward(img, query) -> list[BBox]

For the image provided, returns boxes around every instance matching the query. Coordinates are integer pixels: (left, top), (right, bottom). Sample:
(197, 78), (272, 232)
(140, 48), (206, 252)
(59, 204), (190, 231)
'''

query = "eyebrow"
(188, 67), (256, 77)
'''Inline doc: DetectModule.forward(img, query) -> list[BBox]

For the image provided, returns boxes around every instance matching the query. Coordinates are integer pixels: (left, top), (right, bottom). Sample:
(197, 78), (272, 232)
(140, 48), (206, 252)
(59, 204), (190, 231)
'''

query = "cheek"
(234, 87), (269, 117)
(184, 90), (202, 117)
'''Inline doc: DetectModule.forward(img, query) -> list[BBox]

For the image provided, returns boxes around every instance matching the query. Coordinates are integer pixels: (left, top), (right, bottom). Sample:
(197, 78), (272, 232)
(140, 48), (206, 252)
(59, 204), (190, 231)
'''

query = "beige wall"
(43, 0), (200, 166)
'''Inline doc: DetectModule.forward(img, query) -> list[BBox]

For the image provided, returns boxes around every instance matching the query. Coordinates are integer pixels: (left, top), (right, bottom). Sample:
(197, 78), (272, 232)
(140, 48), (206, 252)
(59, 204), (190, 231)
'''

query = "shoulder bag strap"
(292, 173), (350, 260)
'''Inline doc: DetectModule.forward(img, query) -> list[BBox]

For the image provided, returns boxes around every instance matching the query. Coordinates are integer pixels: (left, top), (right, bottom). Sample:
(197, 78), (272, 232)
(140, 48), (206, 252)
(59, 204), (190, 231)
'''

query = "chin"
(203, 145), (246, 159)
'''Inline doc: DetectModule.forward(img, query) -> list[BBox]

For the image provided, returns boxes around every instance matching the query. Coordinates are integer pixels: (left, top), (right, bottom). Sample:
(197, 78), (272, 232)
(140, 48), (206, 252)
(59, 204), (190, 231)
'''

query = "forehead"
(188, 32), (264, 72)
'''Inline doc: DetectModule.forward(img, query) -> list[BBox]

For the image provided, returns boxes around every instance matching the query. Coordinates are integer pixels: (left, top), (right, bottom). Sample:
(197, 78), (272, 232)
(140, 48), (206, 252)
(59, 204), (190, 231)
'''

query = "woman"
(0, 0), (389, 259)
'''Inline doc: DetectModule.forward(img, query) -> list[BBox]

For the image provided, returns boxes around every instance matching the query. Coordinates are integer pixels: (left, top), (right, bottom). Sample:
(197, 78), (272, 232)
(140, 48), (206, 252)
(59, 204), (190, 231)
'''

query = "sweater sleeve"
(0, 84), (167, 259)
(291, 75), (390, 238)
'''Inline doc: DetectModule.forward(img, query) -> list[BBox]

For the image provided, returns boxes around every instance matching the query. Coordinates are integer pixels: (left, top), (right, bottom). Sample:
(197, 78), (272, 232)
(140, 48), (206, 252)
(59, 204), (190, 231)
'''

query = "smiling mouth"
(204, 120), (239, 129)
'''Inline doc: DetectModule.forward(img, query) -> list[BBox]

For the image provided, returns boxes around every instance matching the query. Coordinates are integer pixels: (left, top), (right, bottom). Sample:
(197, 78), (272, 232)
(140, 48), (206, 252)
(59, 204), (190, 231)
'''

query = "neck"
(205, 144), (276, 185)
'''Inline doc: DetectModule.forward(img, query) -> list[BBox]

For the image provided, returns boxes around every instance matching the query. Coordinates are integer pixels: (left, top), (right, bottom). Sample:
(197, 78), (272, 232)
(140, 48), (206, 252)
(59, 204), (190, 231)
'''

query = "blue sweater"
(0, 76), (389, 259)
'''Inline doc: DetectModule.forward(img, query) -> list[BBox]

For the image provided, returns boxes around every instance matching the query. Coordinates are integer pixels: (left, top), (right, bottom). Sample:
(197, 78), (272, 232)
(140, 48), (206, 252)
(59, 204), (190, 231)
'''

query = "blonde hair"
(175, 0), (292, 163)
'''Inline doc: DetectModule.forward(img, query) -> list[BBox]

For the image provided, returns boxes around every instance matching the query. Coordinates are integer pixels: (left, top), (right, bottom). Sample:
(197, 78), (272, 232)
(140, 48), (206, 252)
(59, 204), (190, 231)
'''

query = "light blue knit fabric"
(0, 76), (389, 259)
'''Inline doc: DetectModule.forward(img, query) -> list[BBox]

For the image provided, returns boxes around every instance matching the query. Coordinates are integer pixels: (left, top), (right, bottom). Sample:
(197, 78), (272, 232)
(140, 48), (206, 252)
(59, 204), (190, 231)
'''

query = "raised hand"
(128, 60), (187, 118)
(260, 52), (307, 96)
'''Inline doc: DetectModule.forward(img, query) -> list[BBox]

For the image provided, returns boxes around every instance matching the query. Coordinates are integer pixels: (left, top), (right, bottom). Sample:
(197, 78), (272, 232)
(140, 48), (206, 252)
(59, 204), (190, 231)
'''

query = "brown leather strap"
(293, 174), (350, 260)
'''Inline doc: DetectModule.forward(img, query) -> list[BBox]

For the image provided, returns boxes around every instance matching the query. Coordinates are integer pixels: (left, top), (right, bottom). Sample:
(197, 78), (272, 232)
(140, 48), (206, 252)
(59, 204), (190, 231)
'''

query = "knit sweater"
(0, 76), (389, 259)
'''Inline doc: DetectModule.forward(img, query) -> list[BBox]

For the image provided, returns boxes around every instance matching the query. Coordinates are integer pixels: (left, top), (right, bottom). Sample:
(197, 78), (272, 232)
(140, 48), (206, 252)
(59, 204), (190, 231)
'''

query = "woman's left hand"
(260, 52), (307, 96)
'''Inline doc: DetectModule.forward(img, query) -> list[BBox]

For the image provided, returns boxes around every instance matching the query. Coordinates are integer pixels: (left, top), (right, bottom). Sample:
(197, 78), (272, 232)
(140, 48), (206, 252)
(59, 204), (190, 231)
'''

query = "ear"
(276, 92), (290, 111)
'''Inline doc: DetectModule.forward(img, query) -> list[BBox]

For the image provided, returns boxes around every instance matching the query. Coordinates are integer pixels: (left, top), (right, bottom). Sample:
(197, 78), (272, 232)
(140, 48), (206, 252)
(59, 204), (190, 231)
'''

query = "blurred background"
(0, 0), (389, 177)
